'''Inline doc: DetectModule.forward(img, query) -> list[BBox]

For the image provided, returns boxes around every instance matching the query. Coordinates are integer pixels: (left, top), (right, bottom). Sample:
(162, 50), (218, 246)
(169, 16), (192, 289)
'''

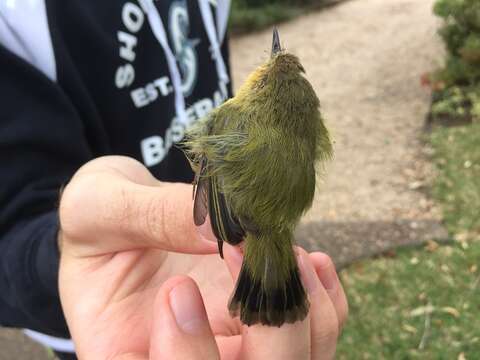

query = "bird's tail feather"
(228, 231), (309, 327)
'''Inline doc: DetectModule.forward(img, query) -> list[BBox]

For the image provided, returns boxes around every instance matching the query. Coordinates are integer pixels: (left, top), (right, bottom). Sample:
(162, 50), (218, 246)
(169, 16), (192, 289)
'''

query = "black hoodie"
(0, 0), (231, 349)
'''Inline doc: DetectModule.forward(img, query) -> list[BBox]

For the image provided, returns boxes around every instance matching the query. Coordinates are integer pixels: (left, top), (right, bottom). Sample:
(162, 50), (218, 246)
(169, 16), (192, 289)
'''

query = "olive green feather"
(182, 33), (332, 327)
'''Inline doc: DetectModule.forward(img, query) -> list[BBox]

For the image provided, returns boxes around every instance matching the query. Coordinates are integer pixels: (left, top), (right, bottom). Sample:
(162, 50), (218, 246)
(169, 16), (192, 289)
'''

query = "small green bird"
(184, 29), (332, 327)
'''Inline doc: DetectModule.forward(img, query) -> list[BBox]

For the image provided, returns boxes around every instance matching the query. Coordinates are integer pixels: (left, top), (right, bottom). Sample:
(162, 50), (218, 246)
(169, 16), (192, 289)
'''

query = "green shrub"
(230, 0), (325, 33)
(235, 0), (315, 7)
(230, 3), (301, 32)
(432, 0), (480, 122)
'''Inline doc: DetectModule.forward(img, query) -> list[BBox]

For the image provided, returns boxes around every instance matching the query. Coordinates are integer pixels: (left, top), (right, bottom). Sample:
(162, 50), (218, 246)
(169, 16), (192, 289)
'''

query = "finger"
(221, 244), (252, 338)
(74, 155), (163, 186)
(216, 335), (242, 359)
(310, 252), (349, 331)
(59, 156), (218, 255)
(238, 251), (311, 360)
(111, 353), (147, 360)
(240, 318), (311, 360)
(150, 276), (220, 360)
(223, 243), (244, 280)
(298, 251), (339, 360)
(197, 215), (218, 243)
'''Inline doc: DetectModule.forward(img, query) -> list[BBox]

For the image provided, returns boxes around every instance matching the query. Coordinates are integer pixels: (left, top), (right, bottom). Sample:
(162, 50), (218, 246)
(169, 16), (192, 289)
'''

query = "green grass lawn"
(430, 123), (480, 237)
(337, 241), (480, 358)
(336, 122), (480, 358)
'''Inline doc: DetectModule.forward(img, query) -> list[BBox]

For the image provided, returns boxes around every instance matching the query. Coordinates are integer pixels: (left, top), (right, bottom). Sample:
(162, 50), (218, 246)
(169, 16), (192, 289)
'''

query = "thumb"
(59, 156), (217, 256)
(150, 276), (220, 360)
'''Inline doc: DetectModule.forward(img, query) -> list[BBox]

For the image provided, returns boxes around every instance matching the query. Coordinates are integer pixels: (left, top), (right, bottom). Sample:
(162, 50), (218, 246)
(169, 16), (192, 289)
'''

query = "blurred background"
(231, 0), (479, 358)
(1, 0), (479, 358)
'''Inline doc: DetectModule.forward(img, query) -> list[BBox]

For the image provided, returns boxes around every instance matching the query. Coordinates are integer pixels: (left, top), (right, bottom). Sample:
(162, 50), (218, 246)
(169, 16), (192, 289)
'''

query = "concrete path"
(1, 0), (447, 358)
(230, 0), (447, 268)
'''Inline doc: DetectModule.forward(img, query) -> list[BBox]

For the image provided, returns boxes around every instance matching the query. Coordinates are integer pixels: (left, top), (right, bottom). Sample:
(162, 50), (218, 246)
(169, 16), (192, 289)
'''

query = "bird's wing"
(208, 174), (245, 258)
(191, 112), (217, 225)
(191, 110), (248, 257)
(192, 156), (245, 258)
(193, 156), (209, 226)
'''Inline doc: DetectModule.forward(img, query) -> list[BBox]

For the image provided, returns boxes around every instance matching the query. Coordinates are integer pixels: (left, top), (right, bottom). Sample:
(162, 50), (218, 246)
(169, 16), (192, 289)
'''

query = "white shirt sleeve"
(0, 0), (56, 81)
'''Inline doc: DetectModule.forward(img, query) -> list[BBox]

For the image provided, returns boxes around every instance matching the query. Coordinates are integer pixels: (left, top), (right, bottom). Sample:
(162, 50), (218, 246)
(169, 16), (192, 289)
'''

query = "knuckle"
(143, 195), (169, 245)
(107, 185), (134, 230)
(327, 314), (340, 338)
(316, 252), (335, 271)
(323, 255), (335, 269)
(314, 311), (340, 344)
(59, 172), (117, 242)
(58, 175), (94, 240)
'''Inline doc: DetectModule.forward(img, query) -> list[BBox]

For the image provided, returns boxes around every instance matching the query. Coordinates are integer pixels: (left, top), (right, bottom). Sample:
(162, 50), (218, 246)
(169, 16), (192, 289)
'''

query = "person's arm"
(0, 44), (92, 336)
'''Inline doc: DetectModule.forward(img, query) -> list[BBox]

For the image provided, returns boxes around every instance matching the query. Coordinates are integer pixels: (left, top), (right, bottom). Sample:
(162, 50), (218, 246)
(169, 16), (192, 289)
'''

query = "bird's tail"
(228, 230), (309, 327)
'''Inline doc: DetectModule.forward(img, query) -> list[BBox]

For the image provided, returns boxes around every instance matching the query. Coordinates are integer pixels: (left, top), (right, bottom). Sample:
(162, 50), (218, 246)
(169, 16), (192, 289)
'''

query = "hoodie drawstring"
(141, 0), (230, 127)
(198, 0), (230, 86)
(140, 0), (189, 126)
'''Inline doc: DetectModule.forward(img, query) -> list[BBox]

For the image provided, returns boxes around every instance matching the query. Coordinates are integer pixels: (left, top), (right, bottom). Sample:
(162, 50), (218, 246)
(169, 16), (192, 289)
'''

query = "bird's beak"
(271, 27), (282, 57)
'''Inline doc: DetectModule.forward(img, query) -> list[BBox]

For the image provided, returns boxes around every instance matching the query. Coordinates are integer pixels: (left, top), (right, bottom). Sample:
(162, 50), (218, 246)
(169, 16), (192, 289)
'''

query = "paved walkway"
(230, 0), (447, 268)
(1, 0), (446, 358)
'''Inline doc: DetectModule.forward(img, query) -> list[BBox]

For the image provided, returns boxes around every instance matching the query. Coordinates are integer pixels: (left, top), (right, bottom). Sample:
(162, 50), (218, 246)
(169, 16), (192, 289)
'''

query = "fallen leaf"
(410, 305), (435, 317)
(408, 181), (423, 190)
(454, 233), (469, 242)
(441, 307), (460, 318)
(425, 240), (439, 252)
(402, 324), (417, 334)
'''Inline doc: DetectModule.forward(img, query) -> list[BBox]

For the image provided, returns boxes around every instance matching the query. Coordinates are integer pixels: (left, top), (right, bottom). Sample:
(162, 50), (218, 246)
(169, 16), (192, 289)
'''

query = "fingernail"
(298, 253), (318, 294)
(169, 280), (208, 335)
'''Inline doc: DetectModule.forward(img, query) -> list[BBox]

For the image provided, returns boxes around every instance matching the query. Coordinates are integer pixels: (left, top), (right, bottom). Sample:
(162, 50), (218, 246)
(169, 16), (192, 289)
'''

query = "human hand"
(58, 156), (348, 359)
